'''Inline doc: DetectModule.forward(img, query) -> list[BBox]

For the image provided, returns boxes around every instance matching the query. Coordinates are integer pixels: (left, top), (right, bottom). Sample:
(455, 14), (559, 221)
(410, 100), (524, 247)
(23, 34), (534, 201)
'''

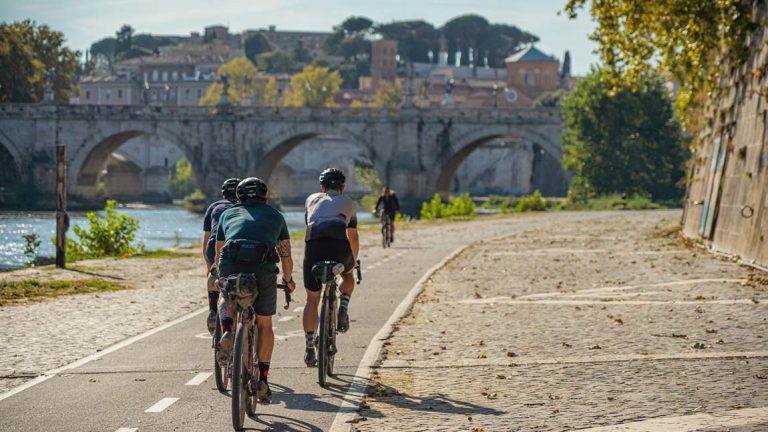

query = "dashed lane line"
(184, 372), (212, 386)
(144, 397), (179, 413)
(574, 406), (768, 431)
(114, 428), (138, 432)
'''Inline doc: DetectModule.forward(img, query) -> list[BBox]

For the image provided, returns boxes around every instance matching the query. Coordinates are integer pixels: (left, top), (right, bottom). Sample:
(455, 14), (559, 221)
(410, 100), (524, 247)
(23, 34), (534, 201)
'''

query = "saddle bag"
(229, 239), (278, 264)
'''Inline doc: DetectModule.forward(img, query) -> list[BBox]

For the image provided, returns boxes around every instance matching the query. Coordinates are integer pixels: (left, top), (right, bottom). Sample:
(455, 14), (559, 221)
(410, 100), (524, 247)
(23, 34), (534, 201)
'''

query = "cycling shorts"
(303, 239), (355, 292)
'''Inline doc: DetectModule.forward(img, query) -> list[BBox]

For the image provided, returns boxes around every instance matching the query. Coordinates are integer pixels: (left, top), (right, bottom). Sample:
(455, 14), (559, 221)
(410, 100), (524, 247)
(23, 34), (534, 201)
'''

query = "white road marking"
(145, 397), (179, 413)
(292, 306), (304, 313)
(0, 307), (208, 403)
(185, 372), (212, 386)
(329, 243), (474, 432)
(274, 330), (305, 341)
(114, 428), (138, 432)
(194, 332), (210, 339)
(278, 316), (294, 322)
(575, 406), (768, 431)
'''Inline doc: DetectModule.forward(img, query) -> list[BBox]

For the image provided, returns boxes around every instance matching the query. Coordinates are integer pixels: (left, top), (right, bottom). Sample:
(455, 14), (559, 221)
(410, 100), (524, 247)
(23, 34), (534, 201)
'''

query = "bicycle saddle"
(312, 261), (345, 283)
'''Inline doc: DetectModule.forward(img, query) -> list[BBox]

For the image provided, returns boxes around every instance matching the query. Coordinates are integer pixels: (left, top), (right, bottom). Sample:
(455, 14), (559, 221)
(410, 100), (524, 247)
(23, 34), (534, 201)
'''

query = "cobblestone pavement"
(355, 212), (768, 431)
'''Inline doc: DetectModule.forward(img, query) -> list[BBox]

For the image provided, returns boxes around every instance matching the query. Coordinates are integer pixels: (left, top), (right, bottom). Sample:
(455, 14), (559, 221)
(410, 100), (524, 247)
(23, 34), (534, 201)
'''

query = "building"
(370, 39), (399, 88)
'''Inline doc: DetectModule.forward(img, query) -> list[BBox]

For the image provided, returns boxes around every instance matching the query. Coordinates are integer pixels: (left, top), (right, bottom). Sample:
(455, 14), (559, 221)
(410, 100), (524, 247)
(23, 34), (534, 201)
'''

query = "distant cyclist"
(302, 168), (359, 367)
(202, 178), (240, 334)
(213, 177), (296, 403)
(375, 187), (400, 243)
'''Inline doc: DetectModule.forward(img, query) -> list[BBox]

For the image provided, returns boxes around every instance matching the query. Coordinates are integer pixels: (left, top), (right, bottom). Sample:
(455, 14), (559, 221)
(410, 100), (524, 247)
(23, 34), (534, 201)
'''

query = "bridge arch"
(255, 124), (385, 194)
(69, 126), (200, 202)
(434, 126), (563, 196)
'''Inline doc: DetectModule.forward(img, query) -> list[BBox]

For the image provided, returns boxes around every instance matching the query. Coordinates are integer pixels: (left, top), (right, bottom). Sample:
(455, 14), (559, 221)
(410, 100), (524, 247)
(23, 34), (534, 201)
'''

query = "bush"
(482, 191), (553, 213)
(68, 200), (141, 258)
(420, 193), (477, 220)
(183, 189), (207, 213)
(514, 190), (547, 212)
(564, 194), (662, 211)
(168, 158), (197, 199)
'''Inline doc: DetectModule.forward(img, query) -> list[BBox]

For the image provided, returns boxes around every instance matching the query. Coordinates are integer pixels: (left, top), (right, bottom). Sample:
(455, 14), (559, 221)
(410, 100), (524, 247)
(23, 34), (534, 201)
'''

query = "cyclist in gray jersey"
(301, 168), (359, 367)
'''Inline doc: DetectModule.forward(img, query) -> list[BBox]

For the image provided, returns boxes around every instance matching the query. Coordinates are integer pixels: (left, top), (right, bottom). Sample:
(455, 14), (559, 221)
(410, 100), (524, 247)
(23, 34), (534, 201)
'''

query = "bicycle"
(215, 273), (291, 430)
(312, 259), (361, 387)
(379, 211), (393, 248)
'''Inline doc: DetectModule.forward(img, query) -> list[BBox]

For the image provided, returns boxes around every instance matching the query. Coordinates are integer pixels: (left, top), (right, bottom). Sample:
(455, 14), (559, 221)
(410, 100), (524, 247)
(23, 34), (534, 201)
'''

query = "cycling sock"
(305, 331), (315, 348)
(221, 317), (233, 333)
(207, 291), (219, 312)
(258, 362), (270, 383)
(339, 294), (351, 312)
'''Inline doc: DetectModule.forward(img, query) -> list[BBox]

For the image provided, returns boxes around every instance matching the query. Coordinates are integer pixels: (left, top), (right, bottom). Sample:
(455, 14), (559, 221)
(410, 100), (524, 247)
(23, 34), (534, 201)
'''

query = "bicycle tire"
(327, 294), (337, 377)
(213, 313), (228, 392)
(231, 321), (250, 430)
(245, 327), (258, 416)
(382, 223), (389, 248)
(318, 293), (329, 387)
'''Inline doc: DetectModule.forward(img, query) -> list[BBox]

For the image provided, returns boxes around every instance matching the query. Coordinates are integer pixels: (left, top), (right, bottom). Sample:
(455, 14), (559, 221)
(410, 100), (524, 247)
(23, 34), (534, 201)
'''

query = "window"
(143, 72), (148, 82)
(105, 89), (111, 100)
(197, 89), (202, 98)
(117, 89), (123, 99)
(85, 90), (90, 99)
(185, 88), (190, 98)
(162, 72), (168, 81)
(152, 69), (158, 81)
(172, 71), (178, 81)
(524, 72), (535, 86)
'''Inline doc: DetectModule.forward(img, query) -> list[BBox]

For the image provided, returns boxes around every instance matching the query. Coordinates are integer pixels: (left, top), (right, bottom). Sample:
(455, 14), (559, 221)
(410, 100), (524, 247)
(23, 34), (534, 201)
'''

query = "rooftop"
(505, 46), (557, 63)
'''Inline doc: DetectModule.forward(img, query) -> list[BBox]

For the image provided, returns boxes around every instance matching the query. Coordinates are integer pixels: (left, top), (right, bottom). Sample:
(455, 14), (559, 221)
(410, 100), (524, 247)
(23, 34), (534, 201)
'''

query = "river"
(0, 205), (373, 271)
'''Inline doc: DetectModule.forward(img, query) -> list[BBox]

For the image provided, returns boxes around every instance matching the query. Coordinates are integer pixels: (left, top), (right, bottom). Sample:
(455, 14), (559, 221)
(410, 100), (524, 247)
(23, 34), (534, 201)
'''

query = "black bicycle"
(312, 260), (361, 387)
(381, 215), (391, 248)
(216, 273), (291, 431)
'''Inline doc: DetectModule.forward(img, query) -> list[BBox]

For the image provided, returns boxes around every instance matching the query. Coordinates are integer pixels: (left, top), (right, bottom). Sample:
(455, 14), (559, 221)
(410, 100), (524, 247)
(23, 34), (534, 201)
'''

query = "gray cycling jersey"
(304, 190), (358, 241)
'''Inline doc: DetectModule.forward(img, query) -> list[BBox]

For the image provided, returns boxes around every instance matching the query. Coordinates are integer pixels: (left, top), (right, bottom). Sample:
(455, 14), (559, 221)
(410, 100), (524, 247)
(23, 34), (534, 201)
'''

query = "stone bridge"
(0, 104), (563, 209)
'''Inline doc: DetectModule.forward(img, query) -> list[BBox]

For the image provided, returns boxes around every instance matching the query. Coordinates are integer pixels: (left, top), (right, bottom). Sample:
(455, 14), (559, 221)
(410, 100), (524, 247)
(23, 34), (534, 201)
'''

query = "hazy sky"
(0, 0), (598, 74)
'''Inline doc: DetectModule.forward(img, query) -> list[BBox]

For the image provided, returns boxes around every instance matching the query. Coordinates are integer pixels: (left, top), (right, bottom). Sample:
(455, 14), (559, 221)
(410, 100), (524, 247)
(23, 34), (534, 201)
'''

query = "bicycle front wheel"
(231, 321), (253, 430)
(382, 223), (389, 248)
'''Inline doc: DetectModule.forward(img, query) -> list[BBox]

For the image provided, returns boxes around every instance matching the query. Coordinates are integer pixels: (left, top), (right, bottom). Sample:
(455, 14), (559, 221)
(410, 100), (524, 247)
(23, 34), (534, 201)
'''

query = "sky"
(0, 0), (599, 75)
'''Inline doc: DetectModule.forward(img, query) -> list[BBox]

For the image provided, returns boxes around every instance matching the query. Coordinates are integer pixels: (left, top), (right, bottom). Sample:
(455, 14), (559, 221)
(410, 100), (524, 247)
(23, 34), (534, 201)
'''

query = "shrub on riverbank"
(420, 193), (477, 220)
(55, 200), (142, 262)
(482, 191), (558, 213)
(563, 194), (674, 210)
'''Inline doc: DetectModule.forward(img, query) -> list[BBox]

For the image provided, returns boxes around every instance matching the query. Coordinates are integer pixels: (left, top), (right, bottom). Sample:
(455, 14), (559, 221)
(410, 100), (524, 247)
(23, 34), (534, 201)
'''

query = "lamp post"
(492, 84), (499, 109)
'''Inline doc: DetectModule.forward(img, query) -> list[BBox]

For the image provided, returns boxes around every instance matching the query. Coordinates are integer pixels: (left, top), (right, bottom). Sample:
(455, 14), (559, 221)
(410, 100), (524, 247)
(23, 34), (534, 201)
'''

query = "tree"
(255, 51), (296, 73)
(376, 20), (439, 63)
(561, 50), (571, 78)
(244, 33), (271, 63)
(561, 69), (687, 202)
(114, 24), (134, 60)
(199, 56), (277, 106)
(168, 158), (196, 199)
(285, 65), (341, 107)
(439, 15), (538, 67)
(372, 80), (403, 108)
(0, 20), (79, 103)
(563, 0), (755, 120)
(292, 40), (311, 63)
(533, 89), (568, 108)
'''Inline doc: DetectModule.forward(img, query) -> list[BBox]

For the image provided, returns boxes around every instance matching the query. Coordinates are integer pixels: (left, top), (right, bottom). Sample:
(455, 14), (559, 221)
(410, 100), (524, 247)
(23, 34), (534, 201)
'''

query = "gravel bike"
(215, 273), (291, 430)
(380, 214), (392, 248)
(312, 260), (361, 387)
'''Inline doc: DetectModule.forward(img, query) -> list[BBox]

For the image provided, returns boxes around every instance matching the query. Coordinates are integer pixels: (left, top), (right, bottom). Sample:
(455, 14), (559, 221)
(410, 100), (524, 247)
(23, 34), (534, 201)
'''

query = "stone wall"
(682, 5), (768, 268)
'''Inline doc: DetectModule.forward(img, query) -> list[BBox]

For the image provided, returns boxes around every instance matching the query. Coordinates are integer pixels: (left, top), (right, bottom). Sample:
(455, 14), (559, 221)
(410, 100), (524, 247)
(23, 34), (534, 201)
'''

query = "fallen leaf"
(562, 342), (572, 348)
(506, 351), (517, 358)
(691, 342), (708, 349)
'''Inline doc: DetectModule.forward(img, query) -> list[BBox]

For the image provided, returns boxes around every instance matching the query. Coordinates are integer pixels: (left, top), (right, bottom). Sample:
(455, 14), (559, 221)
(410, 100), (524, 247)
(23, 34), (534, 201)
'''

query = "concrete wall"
(682, 6), (768, 268)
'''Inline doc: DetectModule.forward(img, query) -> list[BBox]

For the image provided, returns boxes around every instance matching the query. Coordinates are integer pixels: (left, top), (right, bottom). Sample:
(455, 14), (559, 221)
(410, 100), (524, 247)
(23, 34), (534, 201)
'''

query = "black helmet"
(221, 178), (241, 199)
(236, 177), (268, 202)
(319, 168), (346, 189)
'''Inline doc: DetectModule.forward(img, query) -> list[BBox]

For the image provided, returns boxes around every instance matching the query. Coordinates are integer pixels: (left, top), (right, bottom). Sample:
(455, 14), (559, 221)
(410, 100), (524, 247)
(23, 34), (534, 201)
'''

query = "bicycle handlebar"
(276, 284), (292, 310)
(355, 259), (362, 285)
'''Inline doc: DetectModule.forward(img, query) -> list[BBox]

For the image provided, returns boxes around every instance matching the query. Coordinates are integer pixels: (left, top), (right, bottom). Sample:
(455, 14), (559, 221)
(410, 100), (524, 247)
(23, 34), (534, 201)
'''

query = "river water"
(0, 205), (372, 271)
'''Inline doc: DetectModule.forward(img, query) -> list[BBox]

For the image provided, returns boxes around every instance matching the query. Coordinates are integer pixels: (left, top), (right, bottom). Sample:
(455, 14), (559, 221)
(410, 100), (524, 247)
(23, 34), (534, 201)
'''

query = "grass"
(130, 249), (197, 259)
(0, 278), (125, 306)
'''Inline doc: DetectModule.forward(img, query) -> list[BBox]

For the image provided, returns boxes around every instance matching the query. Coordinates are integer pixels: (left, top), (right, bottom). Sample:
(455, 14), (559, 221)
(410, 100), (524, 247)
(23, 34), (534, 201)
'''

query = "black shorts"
(220, 263), (279, 316)
(303, 239), (355, 292)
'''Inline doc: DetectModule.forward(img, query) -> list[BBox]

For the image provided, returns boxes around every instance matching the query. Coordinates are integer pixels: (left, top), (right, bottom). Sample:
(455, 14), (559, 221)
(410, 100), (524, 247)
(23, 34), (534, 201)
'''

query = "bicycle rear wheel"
(318, 294), (330, 387)
(327, 296), (337, 377)
(245, 327), (258, 416)
(231, 321), (254, 430)
(213, 313), (228, 391)
(382, 223), (389, 248)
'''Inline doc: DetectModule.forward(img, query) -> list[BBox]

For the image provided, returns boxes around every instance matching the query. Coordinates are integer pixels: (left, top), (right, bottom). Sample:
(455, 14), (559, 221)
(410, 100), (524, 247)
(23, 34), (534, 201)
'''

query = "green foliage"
(420, 193), (477, 220)
(255, 51), (297, 74)
(200, 57), (278, 107)
(563, 194), (665, 211)
(183, 189), (207, 213)
(561, 50), (571, 78)
(354, 166), (383, 211)
(376, 20), (440, 63)
(89, 27), (175, 68)
(440, 15), (538, 67)
(482, 192), (555, 213)
(244, 33), (272, 62)
(514, 191), (547, 212)
(0, 20), (79, 103)
(69, 200), (141, 259)
(168, 158), (196, 199)
(533, 89), (569, 108)
(563, 0), (756, 122)
(22, 233), (41, 259)
(285, 65), (342, 107)
(372, 80), (403, 108)
(561, 69), (687, 202)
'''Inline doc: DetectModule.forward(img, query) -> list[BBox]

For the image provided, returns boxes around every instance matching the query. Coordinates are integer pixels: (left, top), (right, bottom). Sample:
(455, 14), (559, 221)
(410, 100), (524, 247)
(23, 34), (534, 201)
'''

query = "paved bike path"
(0, 212), (619, 432)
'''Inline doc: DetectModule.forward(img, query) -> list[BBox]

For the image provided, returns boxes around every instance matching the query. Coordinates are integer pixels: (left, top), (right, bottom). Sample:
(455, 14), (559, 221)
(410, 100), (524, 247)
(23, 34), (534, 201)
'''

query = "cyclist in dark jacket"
(375, 187), (400, 243)
(202, 178), (240, 334)
(214, 177), (296, 403)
